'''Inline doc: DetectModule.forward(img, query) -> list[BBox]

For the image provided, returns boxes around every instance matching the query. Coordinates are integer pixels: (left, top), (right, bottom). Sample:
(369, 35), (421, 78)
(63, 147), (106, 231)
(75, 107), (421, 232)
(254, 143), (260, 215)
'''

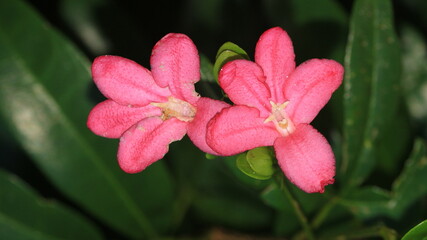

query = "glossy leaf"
(0, 169), (103, 240)
(402, 220), (427, 240)
(341, 0), (401, 187)
(0, 0), (174, 238)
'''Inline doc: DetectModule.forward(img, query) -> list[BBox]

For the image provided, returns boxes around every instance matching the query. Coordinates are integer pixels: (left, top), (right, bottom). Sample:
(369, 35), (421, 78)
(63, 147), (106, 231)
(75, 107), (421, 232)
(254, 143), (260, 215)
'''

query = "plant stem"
(274, 174), (315, 240)
(311, 197), (339, 229)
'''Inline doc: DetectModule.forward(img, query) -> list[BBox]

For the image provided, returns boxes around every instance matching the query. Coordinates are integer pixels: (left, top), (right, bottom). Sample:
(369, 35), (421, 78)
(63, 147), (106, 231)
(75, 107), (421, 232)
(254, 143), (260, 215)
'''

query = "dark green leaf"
(0, 0), (174, 238)
(402, 220), (427, 240)
(0, 169), (103, 240)
(340, 139), (427, 220)
(390, 139), (427, 218)
(341, 0), (401, 187)
(193, 194), (272, 230)
(339, 187), (391, 219)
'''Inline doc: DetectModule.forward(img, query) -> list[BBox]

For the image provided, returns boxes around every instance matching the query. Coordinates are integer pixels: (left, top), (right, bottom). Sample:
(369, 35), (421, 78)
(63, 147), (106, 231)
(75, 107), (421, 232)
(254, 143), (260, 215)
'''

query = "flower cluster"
(87, 27), (344, 193)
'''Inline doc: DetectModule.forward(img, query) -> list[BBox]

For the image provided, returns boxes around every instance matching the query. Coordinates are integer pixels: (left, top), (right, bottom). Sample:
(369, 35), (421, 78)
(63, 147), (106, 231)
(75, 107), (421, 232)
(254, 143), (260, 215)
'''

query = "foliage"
(1, 0), (427, 239)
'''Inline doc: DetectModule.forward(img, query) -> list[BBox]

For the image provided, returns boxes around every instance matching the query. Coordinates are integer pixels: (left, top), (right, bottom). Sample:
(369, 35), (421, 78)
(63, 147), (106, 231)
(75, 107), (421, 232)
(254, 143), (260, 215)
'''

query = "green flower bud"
(236, 147), (275, 180)
(213, 42), (250, 81)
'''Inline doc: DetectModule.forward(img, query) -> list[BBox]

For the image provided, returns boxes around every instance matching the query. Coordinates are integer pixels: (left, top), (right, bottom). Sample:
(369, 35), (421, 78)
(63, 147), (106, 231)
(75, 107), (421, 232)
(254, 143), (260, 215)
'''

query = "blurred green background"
(1, 0), (427, 239)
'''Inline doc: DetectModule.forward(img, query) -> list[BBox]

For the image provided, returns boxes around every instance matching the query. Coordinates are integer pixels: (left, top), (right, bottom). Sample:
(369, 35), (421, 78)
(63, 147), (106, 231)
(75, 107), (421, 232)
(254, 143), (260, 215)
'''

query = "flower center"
(151, 96), (196, 122)
(264, 101), (295, 137)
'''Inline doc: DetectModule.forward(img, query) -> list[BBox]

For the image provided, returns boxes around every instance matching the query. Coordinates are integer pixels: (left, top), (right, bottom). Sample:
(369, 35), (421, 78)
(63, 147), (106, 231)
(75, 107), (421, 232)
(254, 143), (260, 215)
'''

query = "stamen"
(151, 96), (196, 122)
(264, 101), (295, 136)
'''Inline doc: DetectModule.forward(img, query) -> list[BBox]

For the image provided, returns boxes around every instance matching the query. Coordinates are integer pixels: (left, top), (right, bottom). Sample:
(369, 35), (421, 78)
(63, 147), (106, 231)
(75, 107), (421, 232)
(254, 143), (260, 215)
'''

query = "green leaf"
(340, 139), (427, 220)
(193, 194), (272, 230)
(402, 220), (427, 240)
(189, 153), (273, 231)
(0, 169), (103, 240)
(341, 0), (401, 188)
(389, 139), (427, 218)
(0, 0), (174, 238)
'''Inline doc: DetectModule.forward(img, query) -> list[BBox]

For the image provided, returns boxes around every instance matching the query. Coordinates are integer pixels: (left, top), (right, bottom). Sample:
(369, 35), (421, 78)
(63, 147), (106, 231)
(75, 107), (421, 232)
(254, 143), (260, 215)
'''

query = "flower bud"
(213, 42), (249, 81)
(236, 147), (275, 180)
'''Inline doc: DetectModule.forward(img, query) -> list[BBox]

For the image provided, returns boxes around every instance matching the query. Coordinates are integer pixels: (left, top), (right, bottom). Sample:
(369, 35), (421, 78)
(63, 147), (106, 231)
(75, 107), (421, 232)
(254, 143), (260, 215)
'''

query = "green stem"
(171, 184), (194, 231)
(274, 174), (315, 240)
(311, 197), (339, 229)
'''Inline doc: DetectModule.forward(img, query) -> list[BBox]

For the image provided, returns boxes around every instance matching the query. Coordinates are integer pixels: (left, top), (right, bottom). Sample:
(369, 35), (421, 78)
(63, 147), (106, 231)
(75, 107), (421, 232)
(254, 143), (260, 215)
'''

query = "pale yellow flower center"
(151, 96), (196, 122)
(264, 101), (295, 136)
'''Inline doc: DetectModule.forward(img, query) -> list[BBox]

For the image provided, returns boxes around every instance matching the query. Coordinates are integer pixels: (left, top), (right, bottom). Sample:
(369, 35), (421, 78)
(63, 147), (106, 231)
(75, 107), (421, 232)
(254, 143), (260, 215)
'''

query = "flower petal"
(118, 117), (188, 173)
(151, 33), (200, 105)
(274, 124), (335, 193)
(92, 55), (170, 106)
(87, 100), (161, 138)
(284, 59), (344, 124)
(187, 97), (230, 155)
(207, 106), (280, 156)
(255, 27), (295, 103)
(219, 60), (271, 116)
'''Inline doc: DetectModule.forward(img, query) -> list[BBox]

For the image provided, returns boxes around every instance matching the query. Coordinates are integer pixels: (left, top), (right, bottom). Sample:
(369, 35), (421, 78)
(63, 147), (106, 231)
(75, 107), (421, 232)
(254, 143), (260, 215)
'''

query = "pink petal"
(118, 117), (188, 173)
(87, 100), (161, 138)
(187, 97), (230, 155)
(219, 60), (271, 116)
(284, 59), (344, 124)
(274, 124), (335, 193)
(150, 33), (200, 105)
(255, 27), (296, 103)
(92, 56), (170, 106)
(207, 106), (280, 156)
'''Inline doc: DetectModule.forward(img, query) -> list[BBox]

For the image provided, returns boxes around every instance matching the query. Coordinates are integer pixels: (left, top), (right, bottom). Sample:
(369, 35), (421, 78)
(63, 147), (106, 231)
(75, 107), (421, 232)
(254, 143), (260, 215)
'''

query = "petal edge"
(274, 124), (335, 193)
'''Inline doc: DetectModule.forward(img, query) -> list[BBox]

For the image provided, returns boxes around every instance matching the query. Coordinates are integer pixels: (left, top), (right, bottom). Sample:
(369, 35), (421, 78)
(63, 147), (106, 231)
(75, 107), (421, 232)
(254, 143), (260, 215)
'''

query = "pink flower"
(206, 27), (344, 193)
(87, 33), (228, 173)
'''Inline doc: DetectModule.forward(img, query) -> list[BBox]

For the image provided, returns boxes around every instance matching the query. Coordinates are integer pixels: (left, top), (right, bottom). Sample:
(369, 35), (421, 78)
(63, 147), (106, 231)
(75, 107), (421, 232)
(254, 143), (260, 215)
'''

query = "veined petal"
(207, 106), (280, 156)
(118, 117), (188, 173)
(274, 124), (335, 193)
(284, 59), (344, 124)
(151, 33), (200, 105)
(187, 97), (230, 155)
(219, 60), (271, 116)
(92, 56), (170, 106)
(255, 27), (295, 103)
(87, 100), (161, 138)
